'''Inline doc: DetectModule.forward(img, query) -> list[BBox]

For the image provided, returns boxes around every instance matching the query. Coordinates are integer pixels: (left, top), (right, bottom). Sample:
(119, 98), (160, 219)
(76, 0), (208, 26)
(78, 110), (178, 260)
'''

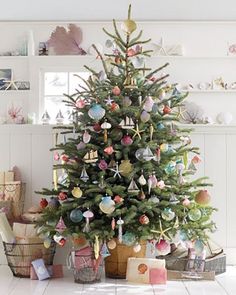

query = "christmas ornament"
(122, 96), (132, 107)
(72, 187), (83, 198)
(58, 172), (68, 185)
(56, 216), (67, 233)
(83, 130), (91, 143)
(101, 120), (112, 143)
(169, 195), (180, 205)
(142, 147), (154, 161)
(121, 134), (133, 146)
(111, 217), (116, 230)
(75, 99), (86, 109)
(80, 166), (89, 182)
(83, 150), (98, 163)
(155, 239), (171, 256)
(161, 208), (175, 221)
(135, 148), (146, 161)
(88, 104), (105, 121)
(143, 96), (154, 112)
(157, 180), (165, 189)
(117, 217), (124, 243)
(58, 192), (67, 201)
(188, 208), (202, 221)
(100, 243), (111, 258)
(139, 214), (149, 225)
(164, 161), (176, 174)
(155, 147), (161, 164)
(127, 48), (136, 57)
(138, 189), (146, 200)
(156, 122), (165, 130)
(107, 239), (117, 249)
(132, 123), (145, 140)
(159, 89), (166, 100)
(44, 238), (52, 249)
(122, 231), (136, 246)
(70, 208), (83, 223)
(112, 86), (121, 96)
(163, 105), (171, 115)
(110, 128), (123, 141)
(182, 197), (191, 206)
(48, 197), (60, 209)
(132, 243), (141, 254)
(41, 110), (51, 124)
(99, 195), (115, 214)
(176, 161), (185, 184)
(54, 152), (60, 161)
(148, 196), (160, 203)
(98, 159), (108, 170)
(119, 160), (133, 177)
(94, 235), (100, 259)
(121, 18), (137, 34)
(149, 124), (154, 141)
(151, 220), (172, 241)
(109, 162), (123, 178)
(140, 110), (150, 123)
(152, 102), (158, 113)
(53, 234), (66, 247)
(194, 239), (205, 255)
(83, 210), (94, 233)
(99, 175), (106, 189)
(110, 102), (120, 111)
(104, 146), (114, 155)
(160, 143), (169, 153)
(55, 109), (64, 124)
(104, 97), (114, 105)
(119, 116), (135, 129)
(114, 195), (124, 203)
(128, 178), (140, 193)
(195, 190), (211, 205)
(192, 155), (201, 164)
(148, 173), (158, 193)
(138, 172), (147, 186)
(40, 198), (48, 209)
(72, 234), (87, 247)
(77, 141), (86, 150)
(61, 154), (69, 162)
(93, 123), (102, 132)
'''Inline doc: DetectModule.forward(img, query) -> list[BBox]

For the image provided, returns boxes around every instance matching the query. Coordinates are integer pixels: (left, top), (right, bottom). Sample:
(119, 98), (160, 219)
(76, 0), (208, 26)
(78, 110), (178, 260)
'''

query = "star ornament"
(109, 162), (123, 178)
(151, 220), (172, 242)
(131, 123), (145, 140)
(104, 97), (114, 106)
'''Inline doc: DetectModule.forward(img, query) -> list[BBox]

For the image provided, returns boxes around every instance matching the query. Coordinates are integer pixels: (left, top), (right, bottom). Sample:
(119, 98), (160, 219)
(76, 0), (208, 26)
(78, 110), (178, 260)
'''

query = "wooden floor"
(0, 265), (236, 295)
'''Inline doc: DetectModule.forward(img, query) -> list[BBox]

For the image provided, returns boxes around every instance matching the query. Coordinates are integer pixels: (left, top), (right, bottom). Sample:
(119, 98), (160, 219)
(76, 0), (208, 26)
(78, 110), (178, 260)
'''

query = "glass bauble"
(88, 104), (105, 121)
(156, 122), (165, 130)
(155, 239), (171, 256)
(164, 161), (176, 174)
(121, 19), (137, 34)
(195, 190), (211, 206)
(188, 208), (202, 221)
(140, 110), (150, 123)
(119, 160), (133, 177)
(143, 96), (154, 112)
(110, 128), (123, 141)
(122, 232), (136, 246)
(70, 208), (83, 223)
(99, 196), (115, 214)
(135, 148), (146, 161)
(72, 187), (83, 198)
(161, 208), (175, 221)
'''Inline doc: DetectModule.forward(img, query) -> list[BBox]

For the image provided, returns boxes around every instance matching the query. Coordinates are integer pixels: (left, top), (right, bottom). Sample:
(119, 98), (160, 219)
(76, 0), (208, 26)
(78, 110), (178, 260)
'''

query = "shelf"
(0, 56), (28, 60)
(0, 90), (30, 94)
(182, 89), (236, 93)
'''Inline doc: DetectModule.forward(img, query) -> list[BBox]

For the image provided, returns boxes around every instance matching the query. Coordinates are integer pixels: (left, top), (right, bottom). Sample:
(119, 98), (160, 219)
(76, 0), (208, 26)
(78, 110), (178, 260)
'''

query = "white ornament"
(133, 243), (141, 253)
(216, 112), (233, 125)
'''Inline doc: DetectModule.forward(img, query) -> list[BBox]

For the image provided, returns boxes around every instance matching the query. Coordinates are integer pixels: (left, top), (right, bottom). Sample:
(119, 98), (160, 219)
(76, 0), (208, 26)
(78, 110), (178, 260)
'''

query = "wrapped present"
(30, 264), (64, 280)
(126, 258), (166, 284)
(31, 258), (50, 281)
(149, 268), (167, 284)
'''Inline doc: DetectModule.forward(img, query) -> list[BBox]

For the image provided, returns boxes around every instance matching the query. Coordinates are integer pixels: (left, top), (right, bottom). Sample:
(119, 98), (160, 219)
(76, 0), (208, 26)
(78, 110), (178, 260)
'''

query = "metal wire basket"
(3, 241), (56, 278)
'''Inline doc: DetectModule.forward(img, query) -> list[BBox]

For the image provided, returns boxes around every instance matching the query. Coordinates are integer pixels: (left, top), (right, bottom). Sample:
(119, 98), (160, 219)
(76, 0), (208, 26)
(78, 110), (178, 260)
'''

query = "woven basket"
(105, 239), (146, 279)
(3, 241), (56, 278)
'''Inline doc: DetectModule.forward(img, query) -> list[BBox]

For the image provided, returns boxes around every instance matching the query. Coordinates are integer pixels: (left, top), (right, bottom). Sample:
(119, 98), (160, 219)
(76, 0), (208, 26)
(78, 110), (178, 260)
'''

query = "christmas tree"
(37, 5), (216, 256)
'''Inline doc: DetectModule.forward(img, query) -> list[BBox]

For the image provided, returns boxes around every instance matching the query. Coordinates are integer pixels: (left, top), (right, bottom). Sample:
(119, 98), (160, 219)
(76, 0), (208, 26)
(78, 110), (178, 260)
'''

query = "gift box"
(31, 258), (50, 281)
(126, 258), (166, 284)
(167, 270), (215, 281)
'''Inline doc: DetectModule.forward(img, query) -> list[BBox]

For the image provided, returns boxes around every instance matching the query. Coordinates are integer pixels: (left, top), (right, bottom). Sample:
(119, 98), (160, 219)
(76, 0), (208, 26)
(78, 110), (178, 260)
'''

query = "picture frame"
(39, 42), (49, 56)
(0, 69), (12, 90)
(15, 81), (30, 90)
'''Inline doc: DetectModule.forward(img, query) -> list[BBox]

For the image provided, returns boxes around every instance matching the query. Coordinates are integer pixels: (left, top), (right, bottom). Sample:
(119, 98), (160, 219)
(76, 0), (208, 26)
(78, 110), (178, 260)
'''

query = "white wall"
(1, 0), (236, 21)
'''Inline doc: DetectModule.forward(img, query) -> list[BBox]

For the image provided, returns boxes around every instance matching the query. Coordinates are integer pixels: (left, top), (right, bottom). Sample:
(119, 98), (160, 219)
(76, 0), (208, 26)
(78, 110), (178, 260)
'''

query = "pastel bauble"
(195, 190), (211, 205)
(139, 214), (149, 225)
(140, 110), (150, 123)
(188, 208), (201, 221)
(161, 208), (175, 221)
(99, 196), (115, 214)
(138, 174), (147, 186)
(70, 209), (83, 223)
(143, 96), (154, 112)
(216, 112), (233, 125)
(121, 134), (133, 146)
(122, 232), (136, 246)
(155, 239), (171, 256)
(72, 187), (83, 198)
(123, 96), (132, 107)
(107, 239), (117, 250)
(121, 19), (137, 34)
(88, 104), (106, 121)
(119, 160), (133, 177)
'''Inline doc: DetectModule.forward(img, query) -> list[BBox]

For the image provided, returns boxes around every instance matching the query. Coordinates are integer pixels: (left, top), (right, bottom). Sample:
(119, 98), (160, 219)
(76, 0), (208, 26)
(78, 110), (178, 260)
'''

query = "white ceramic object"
(216, 112), (233, 125)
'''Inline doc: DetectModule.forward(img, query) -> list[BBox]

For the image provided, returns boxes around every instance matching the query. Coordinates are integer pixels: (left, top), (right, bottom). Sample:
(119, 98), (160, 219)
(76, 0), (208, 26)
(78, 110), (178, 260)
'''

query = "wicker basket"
(3, 241), (56, 278)
(105, 239), (146, 279)
(68, 249), (103, 284)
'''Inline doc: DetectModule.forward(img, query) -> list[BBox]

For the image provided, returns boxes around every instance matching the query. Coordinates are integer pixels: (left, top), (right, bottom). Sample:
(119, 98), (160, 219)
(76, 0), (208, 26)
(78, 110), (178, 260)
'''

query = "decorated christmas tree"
(37, 6), (216, 262)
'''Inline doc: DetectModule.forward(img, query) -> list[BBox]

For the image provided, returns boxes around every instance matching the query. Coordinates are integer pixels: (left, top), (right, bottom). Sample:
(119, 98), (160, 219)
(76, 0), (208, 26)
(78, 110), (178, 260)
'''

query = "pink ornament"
(143, 96), (154, 112)
(140, 110), (150, 123)
(112, 86), (121, 96)
(157, 180), (165, 189)
(58, 192), (67, 201)
(155, 239), (171, 256)
(104, 146), (114, 155)
(229, 44), (236, 54)
(114, 195), (124, 203)
(83, 130), (91, 143)
(61, 154), (69, 162)
(77, 142), (86, 150)
(121, 134), (133, 146)
(98, 159), (108, 170)
(56, 217), (67, 233)
(127, 48), (136, 57)
(75, 99), (85, 109)
(182, 198), (191, 206)
(54, 152), (60, 161)
(192, 155), (201, 164)
(111, 218), (116, 230)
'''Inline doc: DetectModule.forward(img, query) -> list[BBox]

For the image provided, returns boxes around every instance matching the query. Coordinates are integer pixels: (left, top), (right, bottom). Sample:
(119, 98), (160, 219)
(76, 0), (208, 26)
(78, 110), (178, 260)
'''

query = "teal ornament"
(122, 232), (136, 246)
(164, 161), (176, 174)
(99, 195), (115, 214)
(157, 122), (165, 130)
(179, 230), (188, 241)
(161, 207), (175, 221)
(194, 239), (205, 255)
(70, 208), (83, 223)
(188, 208), (201, 221)
(88, 104), (105, 121)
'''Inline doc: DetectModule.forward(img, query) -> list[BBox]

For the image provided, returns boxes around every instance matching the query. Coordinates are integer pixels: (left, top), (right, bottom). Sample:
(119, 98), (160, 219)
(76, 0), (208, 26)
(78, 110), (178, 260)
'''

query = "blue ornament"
(164, 161), (176, 174)
(179, 230), (188, 241)
(157, 122), (165, 130)
(99, 195), (115, 214)
(161, 208), (175, 221)
(88, 104), (105, 121)
(122, 232), (136, 246)
(70, 208), (83, 223)
(48, 197), (60, 209)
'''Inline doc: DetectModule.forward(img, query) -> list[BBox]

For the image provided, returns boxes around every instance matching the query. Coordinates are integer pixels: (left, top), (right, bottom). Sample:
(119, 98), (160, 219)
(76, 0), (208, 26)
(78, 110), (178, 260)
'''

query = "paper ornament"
(88, 104), (105, 121)
(70, 208), (83, 223)
(99, 195), (115, 214)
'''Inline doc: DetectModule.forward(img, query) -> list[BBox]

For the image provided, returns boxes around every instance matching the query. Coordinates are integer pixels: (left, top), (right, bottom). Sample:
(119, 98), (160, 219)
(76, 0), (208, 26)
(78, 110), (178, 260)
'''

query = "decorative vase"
(105, 239), (146, 278)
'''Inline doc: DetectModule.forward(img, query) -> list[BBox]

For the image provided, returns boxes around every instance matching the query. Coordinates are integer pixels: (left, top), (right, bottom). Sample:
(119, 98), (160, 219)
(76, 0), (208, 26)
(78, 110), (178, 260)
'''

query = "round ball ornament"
(110, 128), (123, 141)
(99, 195), (115, 214)
(114, 195), (124, 203)
(135, 148), (146, 161)
(98, 159), (108, 170)
(143, 96), (154, 112)
(58, 192), (67, 201)
(188, 208), (202, 221)
(121, 134), (133, 146)
(119, 160), (133, 177)
(72, 187), (83, 198)
(140, 110), (150, 123)
(70, 208), (83, 223)
(107, 239), (117, 250)
(164, 161), (176, 174)
(195, 190), (211, 206)
(121, 19), (137, 34)
(155, 239), (171, 256)
(88, 104), (105, 121)
(93, 123), (101, 132)
(48, 197), (60, 209)
(112, 86), (121, 96)
(122, 232), (136, 246)
(161, 208), (175, 221)
(139, 214), (149, 225)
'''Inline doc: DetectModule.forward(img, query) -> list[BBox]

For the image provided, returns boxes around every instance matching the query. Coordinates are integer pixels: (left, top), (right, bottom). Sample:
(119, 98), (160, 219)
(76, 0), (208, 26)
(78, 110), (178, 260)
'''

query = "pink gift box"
(149, 268), (167, 284)
(30, 265), (64, 280)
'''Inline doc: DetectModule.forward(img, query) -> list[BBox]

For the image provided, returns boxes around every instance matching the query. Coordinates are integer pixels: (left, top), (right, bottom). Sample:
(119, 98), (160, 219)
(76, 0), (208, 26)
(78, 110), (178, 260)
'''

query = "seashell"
(140, 110), (150, 123)
(83, 130), (91, 143)
(101, 121), (111, 129)
(138, 174), (147, 186)
(143, 96), (154, 112)
(88, 104), (106, 121)
(216, 112), (233, 125)
(122, 96), (132, 107)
